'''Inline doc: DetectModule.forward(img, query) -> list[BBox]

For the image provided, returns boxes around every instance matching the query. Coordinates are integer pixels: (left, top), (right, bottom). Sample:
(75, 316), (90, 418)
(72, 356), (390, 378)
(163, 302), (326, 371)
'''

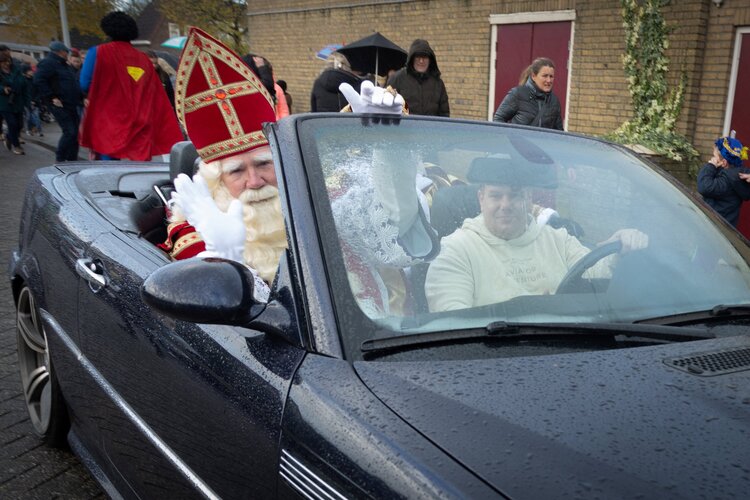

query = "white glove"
(171, 173), (246, 263)
(536, 207), (559, 226)
(339, 80), (405, 114)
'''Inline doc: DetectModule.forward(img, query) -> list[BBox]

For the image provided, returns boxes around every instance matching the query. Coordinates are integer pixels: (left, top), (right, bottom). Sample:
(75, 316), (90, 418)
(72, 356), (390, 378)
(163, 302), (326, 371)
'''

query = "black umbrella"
(337, 32), (407, 78)
(153, 50), (179, 71)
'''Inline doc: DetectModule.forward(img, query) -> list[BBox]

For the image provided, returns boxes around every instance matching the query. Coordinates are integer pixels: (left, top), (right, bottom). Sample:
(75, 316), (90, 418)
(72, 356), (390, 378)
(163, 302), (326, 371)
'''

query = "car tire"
(16, 285), (70, 448)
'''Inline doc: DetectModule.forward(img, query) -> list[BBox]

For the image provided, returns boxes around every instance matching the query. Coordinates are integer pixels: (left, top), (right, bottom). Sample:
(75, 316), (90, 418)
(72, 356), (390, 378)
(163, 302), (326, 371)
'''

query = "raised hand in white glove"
(339, 80), (405, 114)
(171, 173), (246, 263)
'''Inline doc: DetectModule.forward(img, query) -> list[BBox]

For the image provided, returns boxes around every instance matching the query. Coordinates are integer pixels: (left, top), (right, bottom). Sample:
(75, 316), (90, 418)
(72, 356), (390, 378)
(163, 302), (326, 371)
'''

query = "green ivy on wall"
(607, 0), (699, 167)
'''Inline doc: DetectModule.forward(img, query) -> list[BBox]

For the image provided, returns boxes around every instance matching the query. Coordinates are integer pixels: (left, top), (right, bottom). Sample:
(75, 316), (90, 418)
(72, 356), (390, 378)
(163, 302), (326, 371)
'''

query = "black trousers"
(1, 110), (22, 147)
(51, 106), (80, 162)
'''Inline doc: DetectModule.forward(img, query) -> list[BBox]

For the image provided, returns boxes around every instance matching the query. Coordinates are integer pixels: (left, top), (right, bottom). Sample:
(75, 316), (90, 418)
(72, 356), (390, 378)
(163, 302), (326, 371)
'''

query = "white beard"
(170, 162), (287, 283)
(212, 183), (287, 283)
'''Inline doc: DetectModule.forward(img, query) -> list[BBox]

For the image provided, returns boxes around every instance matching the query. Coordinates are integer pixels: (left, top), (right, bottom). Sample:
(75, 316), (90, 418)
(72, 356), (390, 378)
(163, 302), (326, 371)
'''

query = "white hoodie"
(425, 214), (610, 312)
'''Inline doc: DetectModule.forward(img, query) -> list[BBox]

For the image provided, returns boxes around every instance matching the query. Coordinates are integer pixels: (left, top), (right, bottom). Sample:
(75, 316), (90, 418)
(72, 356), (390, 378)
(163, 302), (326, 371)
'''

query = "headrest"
(169, 141), (199, 180)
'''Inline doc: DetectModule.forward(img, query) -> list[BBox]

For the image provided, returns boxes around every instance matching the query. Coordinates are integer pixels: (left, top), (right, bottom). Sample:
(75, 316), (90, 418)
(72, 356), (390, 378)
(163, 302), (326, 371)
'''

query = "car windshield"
(297, 116), (750, 359)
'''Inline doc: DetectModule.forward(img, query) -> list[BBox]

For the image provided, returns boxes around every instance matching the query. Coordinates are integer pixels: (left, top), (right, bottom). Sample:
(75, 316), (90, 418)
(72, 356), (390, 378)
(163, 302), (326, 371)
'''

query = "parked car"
(10, 113), (750, 498)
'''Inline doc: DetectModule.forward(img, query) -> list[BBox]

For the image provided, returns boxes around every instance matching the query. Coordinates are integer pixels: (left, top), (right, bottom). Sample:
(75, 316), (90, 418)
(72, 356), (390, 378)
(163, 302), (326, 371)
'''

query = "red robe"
(80, 41), (183, 160)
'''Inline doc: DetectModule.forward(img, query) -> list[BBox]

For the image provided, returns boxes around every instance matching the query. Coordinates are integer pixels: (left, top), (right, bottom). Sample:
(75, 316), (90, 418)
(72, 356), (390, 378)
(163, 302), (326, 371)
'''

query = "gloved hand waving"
(339, 80), (405, 114)
(171, 173), (246, 263)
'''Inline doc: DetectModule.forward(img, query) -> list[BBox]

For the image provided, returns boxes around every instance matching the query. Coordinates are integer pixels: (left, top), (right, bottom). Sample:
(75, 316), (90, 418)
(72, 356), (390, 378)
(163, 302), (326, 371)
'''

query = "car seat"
(430, 184), (481, 238)
(129, 141), (199, 244)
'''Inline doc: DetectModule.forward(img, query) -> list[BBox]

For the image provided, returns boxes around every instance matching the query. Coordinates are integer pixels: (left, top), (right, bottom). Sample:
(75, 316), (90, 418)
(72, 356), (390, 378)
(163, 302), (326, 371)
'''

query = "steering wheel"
(556, 240), (622, 294)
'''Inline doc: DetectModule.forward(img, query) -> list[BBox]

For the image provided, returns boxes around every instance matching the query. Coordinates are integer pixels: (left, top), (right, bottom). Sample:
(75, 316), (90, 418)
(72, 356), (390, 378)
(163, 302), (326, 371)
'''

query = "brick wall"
(566, 1), (629, 136)
(694, 2), (750, 156)
(247, 0), (750, 162)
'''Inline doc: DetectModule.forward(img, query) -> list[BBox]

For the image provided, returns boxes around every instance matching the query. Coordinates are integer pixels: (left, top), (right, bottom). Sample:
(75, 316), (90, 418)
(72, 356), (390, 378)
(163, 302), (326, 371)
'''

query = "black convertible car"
(11, 114), (750, 498)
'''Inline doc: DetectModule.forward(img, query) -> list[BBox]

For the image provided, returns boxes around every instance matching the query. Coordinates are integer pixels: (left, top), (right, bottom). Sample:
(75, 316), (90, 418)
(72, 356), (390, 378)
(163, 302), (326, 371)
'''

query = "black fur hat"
(100, 11), (138, 42)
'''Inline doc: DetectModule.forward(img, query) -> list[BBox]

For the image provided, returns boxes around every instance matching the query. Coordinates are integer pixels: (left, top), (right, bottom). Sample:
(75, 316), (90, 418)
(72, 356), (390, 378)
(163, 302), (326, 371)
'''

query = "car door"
(76, 227), (306, 497)
(492, 18), (572, 124)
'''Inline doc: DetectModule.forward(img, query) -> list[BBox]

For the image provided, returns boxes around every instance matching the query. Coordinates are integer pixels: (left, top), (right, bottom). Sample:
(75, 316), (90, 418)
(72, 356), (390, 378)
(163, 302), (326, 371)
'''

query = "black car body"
(10, 114), (750, 499)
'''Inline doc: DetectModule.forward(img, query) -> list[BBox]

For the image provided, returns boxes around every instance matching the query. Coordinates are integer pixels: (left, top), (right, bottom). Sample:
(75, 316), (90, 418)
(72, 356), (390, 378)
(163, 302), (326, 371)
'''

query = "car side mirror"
(141, 258), (265, 325)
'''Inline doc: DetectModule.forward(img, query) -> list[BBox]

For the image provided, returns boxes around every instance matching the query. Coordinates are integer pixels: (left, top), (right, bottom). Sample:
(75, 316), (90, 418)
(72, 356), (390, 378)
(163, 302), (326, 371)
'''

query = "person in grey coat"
(493, 57), (563, 130)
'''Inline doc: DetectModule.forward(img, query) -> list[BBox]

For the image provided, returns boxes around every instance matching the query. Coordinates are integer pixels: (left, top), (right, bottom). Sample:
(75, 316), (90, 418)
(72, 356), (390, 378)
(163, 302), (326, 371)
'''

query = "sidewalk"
(22, 121), (169, 162)
(21, 120), (90, 160)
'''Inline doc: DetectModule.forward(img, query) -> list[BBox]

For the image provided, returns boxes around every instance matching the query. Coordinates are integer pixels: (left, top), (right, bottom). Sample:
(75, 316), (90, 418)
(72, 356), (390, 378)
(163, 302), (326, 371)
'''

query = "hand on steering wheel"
(556, 241), (622, 294)
(599, 228), (649, 254)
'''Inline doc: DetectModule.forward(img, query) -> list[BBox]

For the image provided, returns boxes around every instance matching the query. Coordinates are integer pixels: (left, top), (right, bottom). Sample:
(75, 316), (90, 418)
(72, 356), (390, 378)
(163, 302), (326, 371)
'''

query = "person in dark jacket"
(242, 53), (276, 102)
(0, 44), (9, 142)
(34, 41), (82, 161)
(386, 39), (449, 117)
(1, 52), (29, 154)
(310, 52), (362, 112)
(277, 79), (292, 113)
(697, 135), (750, 227)
(493, 57), (563, 130)
(21, 64), (43, 136)
(145, 50), (175, 110)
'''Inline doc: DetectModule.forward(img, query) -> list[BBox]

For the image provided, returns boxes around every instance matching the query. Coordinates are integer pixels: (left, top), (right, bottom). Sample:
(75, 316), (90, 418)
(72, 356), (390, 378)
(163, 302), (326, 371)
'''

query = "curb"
(23, 135), (55, 153)
(22, 134), (89, 161)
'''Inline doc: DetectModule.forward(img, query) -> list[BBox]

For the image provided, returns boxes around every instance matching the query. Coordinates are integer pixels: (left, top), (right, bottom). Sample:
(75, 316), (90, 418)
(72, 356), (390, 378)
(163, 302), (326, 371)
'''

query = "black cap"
(49, 41), (70, 53)
(467, 157), (557, 188)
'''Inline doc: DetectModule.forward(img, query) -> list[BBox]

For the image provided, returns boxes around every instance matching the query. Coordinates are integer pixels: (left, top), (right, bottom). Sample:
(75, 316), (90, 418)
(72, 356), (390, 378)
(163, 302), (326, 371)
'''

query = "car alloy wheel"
(16, 286), (69, 447)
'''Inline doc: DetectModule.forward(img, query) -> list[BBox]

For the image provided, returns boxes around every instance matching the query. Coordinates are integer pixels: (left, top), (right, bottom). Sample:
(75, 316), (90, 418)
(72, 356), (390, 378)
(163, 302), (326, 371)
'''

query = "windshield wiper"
(636, 304), (750, 326)
(361, 321), (713, 355)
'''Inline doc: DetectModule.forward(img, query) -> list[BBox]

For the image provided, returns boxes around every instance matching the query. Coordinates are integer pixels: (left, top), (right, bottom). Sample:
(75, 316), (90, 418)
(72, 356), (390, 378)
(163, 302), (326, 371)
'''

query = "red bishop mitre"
(174, 27), (276, 163)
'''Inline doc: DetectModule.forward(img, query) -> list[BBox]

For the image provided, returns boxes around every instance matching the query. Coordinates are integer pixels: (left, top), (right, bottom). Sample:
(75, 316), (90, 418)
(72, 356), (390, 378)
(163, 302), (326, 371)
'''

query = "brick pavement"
(0, 135), (104, 498)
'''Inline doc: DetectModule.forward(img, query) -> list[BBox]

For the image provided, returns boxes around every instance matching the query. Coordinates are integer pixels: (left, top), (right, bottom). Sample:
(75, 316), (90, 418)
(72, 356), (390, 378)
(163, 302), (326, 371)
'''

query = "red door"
(494, 21), (571, 124)
(730, 32), (750, 237)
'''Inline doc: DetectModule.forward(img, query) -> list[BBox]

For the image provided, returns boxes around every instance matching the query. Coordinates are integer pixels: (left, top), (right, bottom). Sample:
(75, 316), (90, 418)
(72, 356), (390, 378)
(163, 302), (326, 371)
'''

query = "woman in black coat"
(493, 57), (563, 130)
(310, 52), (362, 112)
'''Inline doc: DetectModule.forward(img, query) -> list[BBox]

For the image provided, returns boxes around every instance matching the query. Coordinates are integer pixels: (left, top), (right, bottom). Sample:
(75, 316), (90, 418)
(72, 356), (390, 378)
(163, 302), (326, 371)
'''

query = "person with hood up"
(493, 57), (563, 130)
(387, 39), (449, 117)
(310, 52), (362, 112)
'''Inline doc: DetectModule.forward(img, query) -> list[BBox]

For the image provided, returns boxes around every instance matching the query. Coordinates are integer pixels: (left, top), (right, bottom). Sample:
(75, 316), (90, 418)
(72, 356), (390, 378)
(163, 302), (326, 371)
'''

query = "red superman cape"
(80, 41), (183, 160)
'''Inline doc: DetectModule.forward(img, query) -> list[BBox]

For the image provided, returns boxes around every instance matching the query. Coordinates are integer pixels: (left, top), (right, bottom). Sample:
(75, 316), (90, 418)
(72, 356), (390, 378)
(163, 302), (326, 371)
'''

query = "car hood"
(354, 336), (750, 498)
